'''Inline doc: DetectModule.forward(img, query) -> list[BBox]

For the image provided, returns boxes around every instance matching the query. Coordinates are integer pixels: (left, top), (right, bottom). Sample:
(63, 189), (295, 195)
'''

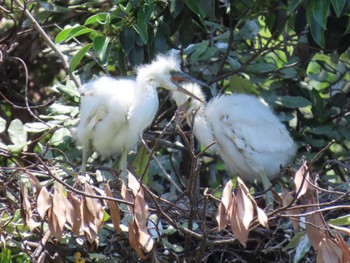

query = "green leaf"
(8, 119), (27, 146)
(228, 76), (259, 95)
(47, 103), (79, 116)
(312, 0), (330, 29)
(289, 0), (304, 12)
(24, 122), (54, 133)
(170, 0), (184, 17)
(328, 214), (350, 225)
(179, 14), (194, 47)
(133, 22), (148, 44)
(132, 144), (150, 184)
(309, 15), (325, 48)
(246, 61), (277, 73)
(50, 128), (71, 146)
(197, 0), (215, 18)
(55, 26), (94, 43)
(69, 43), (93, 73)
(55, 80), (80, 98)
(137, 2), (154, 25)
(93, 36), (111, 64)
(128, 45), (144, 66)
(331, 0), (347, 17)
(0, 117), (6, 133)
(120, 28), (135, 55)
(275, 96), (312, 108)
(161, 237), (184, 253)
(84, 12), (109, 25)
(185, 0), (205, 18)
(0, 246), (12, 263)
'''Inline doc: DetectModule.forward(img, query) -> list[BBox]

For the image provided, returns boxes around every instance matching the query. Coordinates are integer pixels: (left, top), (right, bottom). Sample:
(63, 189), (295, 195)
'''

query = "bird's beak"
(171, 71), (207, 102)
(174, 83), (203, 103)
(171, 71), (209, 87)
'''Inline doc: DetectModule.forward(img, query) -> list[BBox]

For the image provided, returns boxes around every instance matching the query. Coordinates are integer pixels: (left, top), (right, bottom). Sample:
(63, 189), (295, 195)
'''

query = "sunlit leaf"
(84, 12), (109, 25)
(50, 128), (71, 146)
(0, 117), (6, 133)
(69, 44), (93, 73)
(8, 119), (27, 146)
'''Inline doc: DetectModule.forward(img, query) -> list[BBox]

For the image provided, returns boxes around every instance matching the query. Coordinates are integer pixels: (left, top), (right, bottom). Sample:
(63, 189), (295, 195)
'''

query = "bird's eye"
(169, 70), (175, 75)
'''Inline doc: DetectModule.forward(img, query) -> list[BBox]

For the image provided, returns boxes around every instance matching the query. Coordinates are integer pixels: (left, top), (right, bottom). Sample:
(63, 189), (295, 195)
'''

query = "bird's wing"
(205, 94), (295, 154)
(77, 78), (136, 145)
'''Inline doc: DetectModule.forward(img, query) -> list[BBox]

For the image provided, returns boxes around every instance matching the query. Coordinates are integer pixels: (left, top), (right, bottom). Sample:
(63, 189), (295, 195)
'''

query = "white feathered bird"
(76, 54), (203, 176)
(172, 82), (296, 199)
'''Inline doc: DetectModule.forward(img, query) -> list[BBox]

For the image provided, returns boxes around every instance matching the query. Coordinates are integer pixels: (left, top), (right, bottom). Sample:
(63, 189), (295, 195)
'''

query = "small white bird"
(76, 53), (203, 177)
(172, 83), (297, 197)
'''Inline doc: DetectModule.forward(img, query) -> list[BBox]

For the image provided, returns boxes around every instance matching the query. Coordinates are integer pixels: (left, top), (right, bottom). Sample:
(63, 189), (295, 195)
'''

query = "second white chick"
(172, 83), (297, 184)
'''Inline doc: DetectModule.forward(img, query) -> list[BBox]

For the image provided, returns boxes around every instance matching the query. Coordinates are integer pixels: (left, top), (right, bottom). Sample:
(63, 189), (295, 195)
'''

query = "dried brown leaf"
(281, 188), (300, 231)
(216, 202), (228, 230)
(36, 187), (51, 220)
(68, 194), (82, 235)
(128, 172), (141, 197)
(248, 188), (269, 229)
(20, 183), (38, 231)
(222, 180), (233, 211)
(84, 182), (104, 228)
(128, 221), (145, 259)
(294, 162), (310, 199)
(52, 183), (67, 234)
(48, 206), (63, 239)
(216, 180), (233, 230)
(105, 181), (121, 233)
(81, 197), (98, 242)
(335, 234), (350, 263)
(26, 172), (41, 194)
(230, 192), (249, 247)
(236, 187), (254, 230)
(305, 195), (326, 251)
(134, 192), (154, 252)
(317, 238), (342, 263)
(121, 181), (134, 211)
(256, 206), (269, 229)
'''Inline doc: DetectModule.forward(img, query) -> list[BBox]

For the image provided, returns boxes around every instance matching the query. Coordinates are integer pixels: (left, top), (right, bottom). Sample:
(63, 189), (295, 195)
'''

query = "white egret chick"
(76, 54), (203, 177)
(172, 83), (297, 200)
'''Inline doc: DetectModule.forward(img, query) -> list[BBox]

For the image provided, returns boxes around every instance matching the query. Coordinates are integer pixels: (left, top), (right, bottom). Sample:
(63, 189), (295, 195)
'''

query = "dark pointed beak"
(171, 71), (209, 87)
(171, 71), (207, 102)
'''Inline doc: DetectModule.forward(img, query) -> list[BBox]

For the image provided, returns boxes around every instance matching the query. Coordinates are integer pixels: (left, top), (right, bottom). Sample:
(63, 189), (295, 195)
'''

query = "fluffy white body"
(172, 83), (297, 183)
(76, 54), (198, 174)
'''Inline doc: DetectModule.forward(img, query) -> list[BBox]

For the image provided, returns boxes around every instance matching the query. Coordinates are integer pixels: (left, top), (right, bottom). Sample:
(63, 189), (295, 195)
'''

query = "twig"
(36, 156), (133, 206)
(12, 0), (81, 88)
(141, 138), (183, 193)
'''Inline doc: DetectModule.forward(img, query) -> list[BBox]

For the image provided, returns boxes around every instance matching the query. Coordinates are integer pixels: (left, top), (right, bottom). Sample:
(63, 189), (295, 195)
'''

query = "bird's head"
(136, 53), (206, 101)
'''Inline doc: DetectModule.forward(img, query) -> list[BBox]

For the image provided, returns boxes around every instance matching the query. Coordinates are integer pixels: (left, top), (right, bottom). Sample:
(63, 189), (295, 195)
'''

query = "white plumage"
(172, 83), (297, 184)
(76, 54), (201, 175)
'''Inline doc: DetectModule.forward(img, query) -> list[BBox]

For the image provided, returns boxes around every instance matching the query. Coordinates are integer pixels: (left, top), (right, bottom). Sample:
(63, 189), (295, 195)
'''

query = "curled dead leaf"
(305, 195), (326, 251)
(128, 221), (145, 259)
(317, 237), (342, 263)
(105, 181), (121, 233)
(216, 180), (233, 230)
(20, 182), (38, 231)
(134, 192), (153, 252)
(230, 192), (249, 247)
(294, 162), (310, 199)
(69, 194), (82, 235)
(36, 187), (51, 220)
(281, 187), (300, 231)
